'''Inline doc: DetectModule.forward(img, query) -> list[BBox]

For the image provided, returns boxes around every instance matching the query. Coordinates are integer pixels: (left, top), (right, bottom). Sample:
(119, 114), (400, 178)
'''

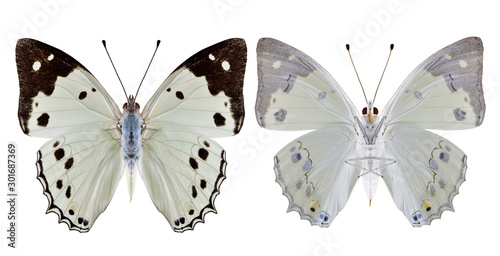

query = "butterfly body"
(350, 107), (391, 202)
(120, 96), (143, 198)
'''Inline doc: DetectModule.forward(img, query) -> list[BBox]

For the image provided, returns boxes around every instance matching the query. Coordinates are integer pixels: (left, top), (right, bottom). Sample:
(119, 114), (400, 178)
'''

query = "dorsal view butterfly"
(256, 37), (484, 226)
(16, 38), (247, 232)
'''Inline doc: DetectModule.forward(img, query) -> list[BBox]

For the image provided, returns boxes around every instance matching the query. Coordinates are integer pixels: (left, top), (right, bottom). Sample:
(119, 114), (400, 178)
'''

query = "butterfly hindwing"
(139, 130), (226, 232)
(382, 124), (467, 226)
(16, 39), (121, 138)
(275, 124), (359, 226)
(37, 130), (123, 232)
(142, 38), (246, 138)
(383, 37), (484, 130)
(256, 38), (359, 130)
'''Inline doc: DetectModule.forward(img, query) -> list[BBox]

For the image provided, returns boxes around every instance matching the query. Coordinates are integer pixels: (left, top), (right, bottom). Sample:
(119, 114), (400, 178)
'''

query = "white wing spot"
(33, 61), (41, 71)
(288, 55), (295, 60)
(47, 54), (54, 61)
(222, 60), (230, 71)
(459, 60), (468, 68)
(272, 60), (281, 69)
(445, 54), (452, 60)
(208, 54), (215, 61)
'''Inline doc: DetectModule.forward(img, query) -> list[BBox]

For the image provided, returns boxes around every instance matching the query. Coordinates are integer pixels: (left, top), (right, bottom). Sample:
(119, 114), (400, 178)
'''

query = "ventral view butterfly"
(256, 37), (484, 227)
(16, 38), (247, 232)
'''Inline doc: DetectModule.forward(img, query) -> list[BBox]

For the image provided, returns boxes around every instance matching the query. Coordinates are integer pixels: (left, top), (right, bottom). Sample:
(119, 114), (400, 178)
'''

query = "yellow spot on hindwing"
(424, 201), (432, 212)
(310, 202), (318, 212)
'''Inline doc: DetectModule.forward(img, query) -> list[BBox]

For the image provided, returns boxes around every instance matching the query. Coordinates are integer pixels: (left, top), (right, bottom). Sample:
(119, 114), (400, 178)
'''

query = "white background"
(1, 0), (499, 255)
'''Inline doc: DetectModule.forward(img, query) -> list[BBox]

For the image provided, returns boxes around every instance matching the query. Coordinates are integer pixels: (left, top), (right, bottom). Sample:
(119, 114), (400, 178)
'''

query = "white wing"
(382, 37), (484, 130)
(378, 37), (484, 226)
(140, 39), (246, 231)
(16, 39), (123, 232)
(16, 38), (121, 137)
(139, 131), (226, 232)
(382, 124), (466, 226)
(256, 38), (359, 130)
(274, 124), (359, 226)
(36, 130), (123, 232)
(142, 38), (246, 137)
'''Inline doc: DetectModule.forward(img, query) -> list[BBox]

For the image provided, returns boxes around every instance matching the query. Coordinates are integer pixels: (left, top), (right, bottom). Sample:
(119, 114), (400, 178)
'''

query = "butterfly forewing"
(16, 39), (121, 138)
(142, 38), (246, 138)
(382, 37), (484, 130)
(256, 38), (359, 130)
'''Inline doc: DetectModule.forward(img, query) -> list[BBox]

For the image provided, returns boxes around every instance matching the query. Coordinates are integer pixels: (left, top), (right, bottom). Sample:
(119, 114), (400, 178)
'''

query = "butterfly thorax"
(358, 102), (384, 146)
(120, 96), (143, 199)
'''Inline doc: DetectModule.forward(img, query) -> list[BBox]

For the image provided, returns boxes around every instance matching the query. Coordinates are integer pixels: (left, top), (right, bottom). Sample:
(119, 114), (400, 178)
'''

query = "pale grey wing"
(274, 124), (359, 226)
(139, 130), (226, 232)
(36, 130), (123, 232)
(142, 38), (246, 138)
(381, 124), (467, 226)
(256, 38), (359, 130)
(16, 38), (121, 138)
(383, 37), (484, 130)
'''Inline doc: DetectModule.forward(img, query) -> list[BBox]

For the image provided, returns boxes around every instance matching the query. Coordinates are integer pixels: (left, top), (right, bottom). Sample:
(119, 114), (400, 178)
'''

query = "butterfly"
(256, 37), (484, 226)
(16, 38), (247, 232)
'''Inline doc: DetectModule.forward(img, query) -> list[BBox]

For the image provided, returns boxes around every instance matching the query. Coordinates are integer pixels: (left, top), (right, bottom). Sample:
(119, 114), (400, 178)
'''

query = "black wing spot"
(191, 185), (198, 198)
(65, 185), (71, 198)
(64, 157), (74, 170)
(198, 148), (209, 160)
(54, 148), (65, 161)
(78, 91), (87, 100)
(213, 113), (226, 126)
(200, 179), (207, 189)
(37, 113), (50, 127)
(56, 180), (63, 189)
(176, 91), (184, 100)
(189, 157), (198, 170)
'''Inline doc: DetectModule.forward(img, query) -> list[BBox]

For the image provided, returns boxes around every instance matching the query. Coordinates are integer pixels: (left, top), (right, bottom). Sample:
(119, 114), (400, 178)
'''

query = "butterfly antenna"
(372, 44), (394, 104)
(102, 40), (128, 99)
(135, 40), (161, 100)
(346, 44), (368, 104)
